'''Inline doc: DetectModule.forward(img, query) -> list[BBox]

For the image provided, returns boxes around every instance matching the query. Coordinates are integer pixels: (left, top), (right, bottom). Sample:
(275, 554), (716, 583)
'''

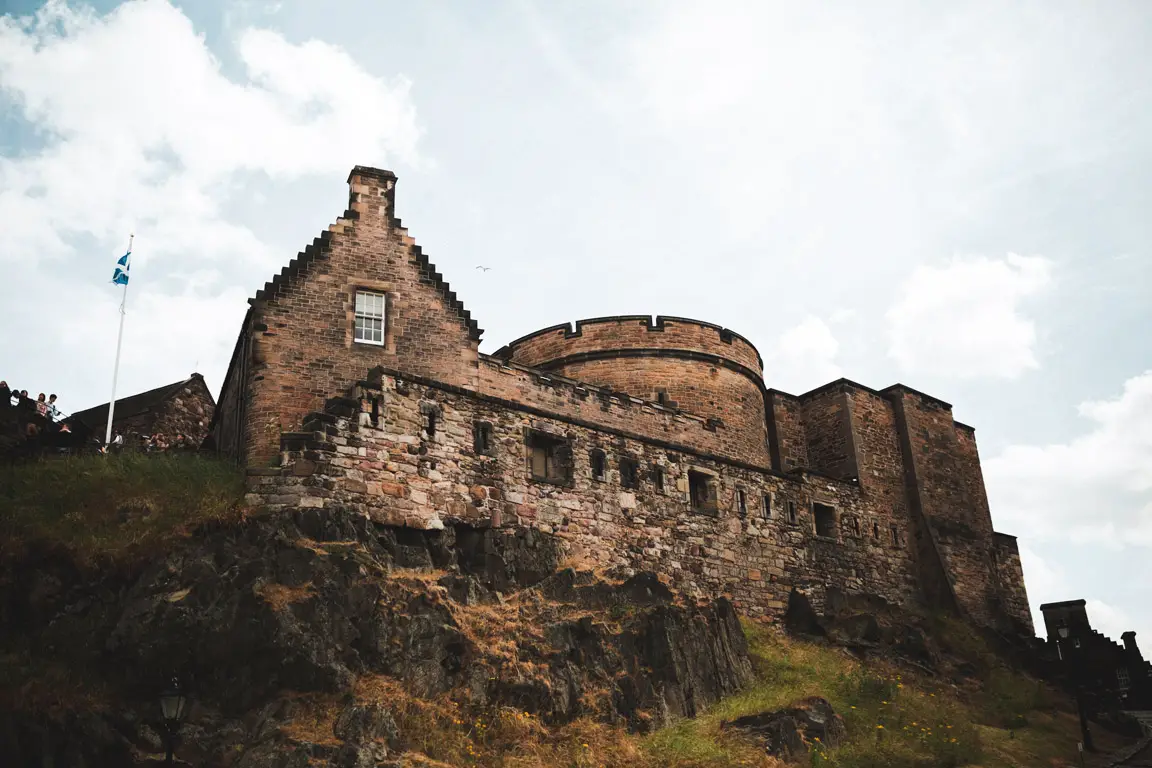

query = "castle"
(208, 166), (1033, 634)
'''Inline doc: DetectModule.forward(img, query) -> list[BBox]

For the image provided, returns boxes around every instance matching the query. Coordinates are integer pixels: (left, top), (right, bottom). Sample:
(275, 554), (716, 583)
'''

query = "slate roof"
(69, 374), (211, 431)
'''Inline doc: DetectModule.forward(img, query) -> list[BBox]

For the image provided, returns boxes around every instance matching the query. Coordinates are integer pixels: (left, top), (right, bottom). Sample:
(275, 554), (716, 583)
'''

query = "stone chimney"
(1122, 631), (1146, 664)
(346, 166), (397, 221)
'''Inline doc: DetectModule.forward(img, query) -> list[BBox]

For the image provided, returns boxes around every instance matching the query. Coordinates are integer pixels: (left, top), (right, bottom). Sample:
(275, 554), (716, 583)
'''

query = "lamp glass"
(1058, 626), (1070, 639)
(160, 690), (187, 722)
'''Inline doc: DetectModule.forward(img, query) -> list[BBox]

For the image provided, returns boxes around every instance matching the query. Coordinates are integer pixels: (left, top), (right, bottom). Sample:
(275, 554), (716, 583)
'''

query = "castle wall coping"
(520, 347), (766, 387)
(347, 165), (398, 184)
(768, 378), (956, 414)
(496, 314), (764, 370)
(1039, 599), (1088, 610)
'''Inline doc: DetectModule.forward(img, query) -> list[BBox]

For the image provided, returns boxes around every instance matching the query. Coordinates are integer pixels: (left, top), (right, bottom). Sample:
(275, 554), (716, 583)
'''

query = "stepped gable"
(250, 166), (481, 341)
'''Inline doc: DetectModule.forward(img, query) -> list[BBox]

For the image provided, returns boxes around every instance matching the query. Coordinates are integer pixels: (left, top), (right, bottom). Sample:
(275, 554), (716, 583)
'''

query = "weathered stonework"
(210, 165), (1034, 635)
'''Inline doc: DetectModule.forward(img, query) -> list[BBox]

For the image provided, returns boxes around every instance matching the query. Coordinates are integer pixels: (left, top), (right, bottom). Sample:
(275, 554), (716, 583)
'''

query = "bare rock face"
(722, 696), (846, 762)
(0, 507), (753, 765)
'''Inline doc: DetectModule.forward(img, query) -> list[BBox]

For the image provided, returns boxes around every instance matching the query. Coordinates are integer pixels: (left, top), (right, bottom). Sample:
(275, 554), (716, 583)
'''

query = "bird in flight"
(475, 265), (492, 272)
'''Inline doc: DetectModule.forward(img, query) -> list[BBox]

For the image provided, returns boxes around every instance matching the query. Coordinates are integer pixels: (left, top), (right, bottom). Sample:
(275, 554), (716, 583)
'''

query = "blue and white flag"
(112, 250), (130, 285)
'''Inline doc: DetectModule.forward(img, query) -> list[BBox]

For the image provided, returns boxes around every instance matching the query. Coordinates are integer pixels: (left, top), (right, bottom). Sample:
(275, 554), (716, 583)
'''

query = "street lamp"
(159, 677), (189, 765)
(1056, 623), (1095, 753)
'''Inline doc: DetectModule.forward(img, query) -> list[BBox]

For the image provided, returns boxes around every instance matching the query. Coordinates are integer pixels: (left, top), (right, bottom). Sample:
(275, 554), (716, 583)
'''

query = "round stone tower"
(496, 315), (769, 464)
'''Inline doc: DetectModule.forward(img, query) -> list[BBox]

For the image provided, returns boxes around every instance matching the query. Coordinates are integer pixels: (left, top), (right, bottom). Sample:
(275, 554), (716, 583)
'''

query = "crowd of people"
(1, 379), (72, 452)
(1, 379), (202, 462)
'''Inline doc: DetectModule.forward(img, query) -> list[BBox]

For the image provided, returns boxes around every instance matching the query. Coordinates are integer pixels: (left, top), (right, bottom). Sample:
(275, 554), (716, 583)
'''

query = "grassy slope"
(0, 453), (245, 567)
(0, 458), (1134, 766)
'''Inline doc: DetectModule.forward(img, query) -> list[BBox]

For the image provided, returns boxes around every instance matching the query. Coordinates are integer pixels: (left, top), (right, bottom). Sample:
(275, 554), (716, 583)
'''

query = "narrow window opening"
(651, 465), (664, 492)
(473, 421), (492, 454)
(353, 290), (386, 345)
(619, 456), (639, 489)
(814, 503), (837, 538)
(890, 524), (900, 547)
(590, 449), (606, 481)
(786, 500), (797, 525)
(525, 430), (571, 485)
(656, 389), (670, 407)
(763, 493), (773, 518)
(425, 410), (437, 438)
(689, 471), (718, 515)
(737, 488), (747, 519)
(873, 521), (880, 539)
(851, 517), (861, 537)
(370, 396), (381, 427)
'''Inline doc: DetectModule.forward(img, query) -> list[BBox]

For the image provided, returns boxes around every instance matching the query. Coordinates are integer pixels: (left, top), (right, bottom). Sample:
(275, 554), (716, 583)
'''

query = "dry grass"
(255, 581), (316, 611)
(279, 691), (343, 747)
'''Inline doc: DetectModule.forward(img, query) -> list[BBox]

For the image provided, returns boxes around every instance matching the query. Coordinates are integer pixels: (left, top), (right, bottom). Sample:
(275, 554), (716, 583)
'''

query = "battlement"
(496, 315), (764, 375)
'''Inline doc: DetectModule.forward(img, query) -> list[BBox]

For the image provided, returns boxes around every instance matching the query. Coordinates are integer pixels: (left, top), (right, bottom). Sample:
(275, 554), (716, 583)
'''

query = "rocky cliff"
(0, 507), (753, 766)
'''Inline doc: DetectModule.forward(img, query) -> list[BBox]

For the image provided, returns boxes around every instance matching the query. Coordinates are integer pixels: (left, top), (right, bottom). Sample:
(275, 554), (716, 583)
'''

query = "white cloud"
(0, 0), (419, 266)
(985, 371), (1152, 545)
(764, 315), (841, 394)
(0, 0), (420, 410)
(885, 253), (1052, 379)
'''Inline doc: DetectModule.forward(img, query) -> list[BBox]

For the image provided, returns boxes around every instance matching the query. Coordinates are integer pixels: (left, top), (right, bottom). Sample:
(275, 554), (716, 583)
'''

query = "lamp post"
(1057, 623), (1096, 753)
(159, 677), (189, 766)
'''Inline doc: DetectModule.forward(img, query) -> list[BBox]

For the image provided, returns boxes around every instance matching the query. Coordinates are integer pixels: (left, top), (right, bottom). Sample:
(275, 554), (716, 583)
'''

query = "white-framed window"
(1117, 667), (1131, 690)
(354, 290), (386, 345)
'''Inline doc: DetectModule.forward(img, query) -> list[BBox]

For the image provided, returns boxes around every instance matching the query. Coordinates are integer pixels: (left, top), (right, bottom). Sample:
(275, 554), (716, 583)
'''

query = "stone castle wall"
(245, 369), (920, 617)
(213, 164), (1034, 636)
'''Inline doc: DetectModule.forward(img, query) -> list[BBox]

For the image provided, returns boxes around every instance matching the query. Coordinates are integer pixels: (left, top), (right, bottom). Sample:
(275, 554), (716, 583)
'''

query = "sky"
(1, 0), (1150, 643)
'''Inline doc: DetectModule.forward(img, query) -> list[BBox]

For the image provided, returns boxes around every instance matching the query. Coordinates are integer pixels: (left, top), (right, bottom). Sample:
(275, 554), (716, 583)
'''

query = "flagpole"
(104, 233), (134, 447)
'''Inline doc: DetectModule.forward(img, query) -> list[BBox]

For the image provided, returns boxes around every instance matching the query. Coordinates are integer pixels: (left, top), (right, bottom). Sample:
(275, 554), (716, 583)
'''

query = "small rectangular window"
(525, 430), (571, 485)
(1117, 667), (1131, 689)
(354, 290), (386, 345)
(651, 465), (665, 492)
(890, 524), (900, 547)
(620, 456), (639, 489)
(473, 422), (492, 454)
(851, 517), (860, 537)
(786, 500), (797, 524)
(763, 493), (773, 518)
(590, 449), (606, 481)
(814, 503), (837, 538)
(873, 521), (880, 539)
(689, 470), (718, 515)
(737, 488), (747, 519)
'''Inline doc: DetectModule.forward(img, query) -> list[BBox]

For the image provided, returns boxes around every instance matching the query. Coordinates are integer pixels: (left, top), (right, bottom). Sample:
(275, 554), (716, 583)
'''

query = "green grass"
(0, 452), (244, 567)
(641, 620), (1109, 768)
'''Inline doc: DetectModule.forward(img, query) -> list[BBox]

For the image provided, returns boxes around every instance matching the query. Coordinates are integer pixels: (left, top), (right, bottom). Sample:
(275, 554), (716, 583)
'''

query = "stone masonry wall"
(888, 387), (997, 625)
(114, 375), (216, 445)
(245, 370), (920, 618)
(500, 317), (770, 465)
(766, 392), (808, 473)
(240, 168), (481, 466)
(546, 357), (769, 465)
(800, 386), (860, 482)
(992, 533), (1034, 634)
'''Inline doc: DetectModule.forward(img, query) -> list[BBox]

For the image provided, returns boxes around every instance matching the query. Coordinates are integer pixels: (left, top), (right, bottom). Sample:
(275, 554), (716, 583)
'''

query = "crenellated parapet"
(495, 316), (769, 465)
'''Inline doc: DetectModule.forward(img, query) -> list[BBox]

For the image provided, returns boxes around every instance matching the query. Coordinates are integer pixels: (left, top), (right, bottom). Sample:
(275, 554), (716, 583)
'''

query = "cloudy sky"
(2, 0), (1149, 641)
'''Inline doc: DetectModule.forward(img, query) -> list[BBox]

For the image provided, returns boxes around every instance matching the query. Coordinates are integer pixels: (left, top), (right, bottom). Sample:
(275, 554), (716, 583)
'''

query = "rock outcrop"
(0, 507), (753, 765)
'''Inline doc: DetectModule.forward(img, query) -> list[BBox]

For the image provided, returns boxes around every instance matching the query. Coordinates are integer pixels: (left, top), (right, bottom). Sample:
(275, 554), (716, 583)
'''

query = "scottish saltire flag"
(112, 251), (130, 285)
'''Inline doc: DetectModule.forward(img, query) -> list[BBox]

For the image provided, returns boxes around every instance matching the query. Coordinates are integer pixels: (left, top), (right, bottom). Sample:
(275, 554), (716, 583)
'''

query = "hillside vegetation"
(0, 457), (1135, 767)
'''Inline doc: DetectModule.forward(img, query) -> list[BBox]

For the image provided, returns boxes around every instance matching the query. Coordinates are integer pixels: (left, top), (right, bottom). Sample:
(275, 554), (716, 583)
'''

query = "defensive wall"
(211, 164), (1035, 635)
